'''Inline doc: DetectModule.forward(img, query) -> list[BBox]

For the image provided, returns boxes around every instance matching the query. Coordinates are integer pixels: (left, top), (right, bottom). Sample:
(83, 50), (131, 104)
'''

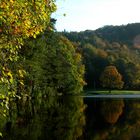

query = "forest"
(61, 23), (140, 90)
(1, 0), (140, 139)
(0, 1), (86, 138)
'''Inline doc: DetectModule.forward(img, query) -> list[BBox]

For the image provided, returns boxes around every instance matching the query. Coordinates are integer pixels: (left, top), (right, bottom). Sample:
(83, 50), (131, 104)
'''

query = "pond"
(1, 95), (140, 140)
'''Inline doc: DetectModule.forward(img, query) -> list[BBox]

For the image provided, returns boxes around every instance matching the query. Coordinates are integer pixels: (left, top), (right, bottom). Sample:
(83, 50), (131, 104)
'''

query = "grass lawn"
(84, 90), (140, 95)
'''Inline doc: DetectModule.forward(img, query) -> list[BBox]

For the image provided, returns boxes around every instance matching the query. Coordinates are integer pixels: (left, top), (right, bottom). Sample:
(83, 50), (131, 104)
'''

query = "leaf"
(19, 80), (24, 86)
(9, 78), (13, 83)
(0, 132), (2, 137)
(63, 13), (66, 17)
(7, 72), (12, 78)
(18, 69), (26, 77)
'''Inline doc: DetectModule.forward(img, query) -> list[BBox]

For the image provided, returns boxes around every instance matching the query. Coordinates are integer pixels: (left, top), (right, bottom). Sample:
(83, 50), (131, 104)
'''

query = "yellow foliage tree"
(0, 0), (56, 115)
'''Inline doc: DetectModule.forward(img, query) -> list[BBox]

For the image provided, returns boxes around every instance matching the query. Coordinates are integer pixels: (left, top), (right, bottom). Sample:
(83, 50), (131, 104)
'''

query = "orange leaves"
(0, 28), (2, 33)
(97, 49), (108, 58)
(100, 66), (124, 89)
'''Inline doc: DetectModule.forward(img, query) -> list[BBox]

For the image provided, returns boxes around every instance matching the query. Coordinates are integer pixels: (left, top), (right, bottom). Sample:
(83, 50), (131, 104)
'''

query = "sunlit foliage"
(0, 0), (56, 116)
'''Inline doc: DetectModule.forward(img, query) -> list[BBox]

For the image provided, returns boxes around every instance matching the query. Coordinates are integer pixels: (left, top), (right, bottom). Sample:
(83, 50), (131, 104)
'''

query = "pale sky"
(52, 0), (140, 31)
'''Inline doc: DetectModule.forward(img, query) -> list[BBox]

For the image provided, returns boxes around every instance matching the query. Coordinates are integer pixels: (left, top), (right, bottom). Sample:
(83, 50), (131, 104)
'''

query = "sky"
(52, 0), (140, 32)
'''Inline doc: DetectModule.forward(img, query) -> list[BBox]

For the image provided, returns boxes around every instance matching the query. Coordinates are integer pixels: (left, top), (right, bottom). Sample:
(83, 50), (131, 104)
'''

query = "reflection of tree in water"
(85, 99), (140, 140)
(100, 99), (124, 124)
(40, 96), (86, 140)
(113, 100), (140, 140)
(1, 96), (86, 140)
(2, 97), (140, 140)
(84, 99), (124, 140)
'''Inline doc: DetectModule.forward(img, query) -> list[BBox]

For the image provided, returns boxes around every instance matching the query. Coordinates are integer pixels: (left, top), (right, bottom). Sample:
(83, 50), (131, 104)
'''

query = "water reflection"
(84, 98), (140, 140)
(1, 96), (140, 140)
(1, 96), (86, 140)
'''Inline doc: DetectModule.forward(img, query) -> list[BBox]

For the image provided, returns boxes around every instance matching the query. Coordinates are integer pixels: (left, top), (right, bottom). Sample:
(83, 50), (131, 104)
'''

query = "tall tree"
(100, 66), (124, 92)
(22, 31), (85, 96)
(0, 0), (56, 117)
(82, 44), (109, 89)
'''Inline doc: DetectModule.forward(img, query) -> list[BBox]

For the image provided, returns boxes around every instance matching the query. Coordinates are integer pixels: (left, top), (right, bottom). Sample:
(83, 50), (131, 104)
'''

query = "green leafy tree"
(0, 0), (56, 118)
(22, 30), (85, 96)
(100, 66), (124, 92)
(82, 44), (109, 89)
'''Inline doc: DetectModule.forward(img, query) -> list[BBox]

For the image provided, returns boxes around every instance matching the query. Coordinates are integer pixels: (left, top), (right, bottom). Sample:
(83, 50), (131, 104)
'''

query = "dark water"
(1, 96), (140, 140)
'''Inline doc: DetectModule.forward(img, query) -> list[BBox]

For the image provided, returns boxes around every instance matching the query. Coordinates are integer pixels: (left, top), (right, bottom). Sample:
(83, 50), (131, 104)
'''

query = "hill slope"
(61, 23), (140, 48)
(61, 23), (140, 90)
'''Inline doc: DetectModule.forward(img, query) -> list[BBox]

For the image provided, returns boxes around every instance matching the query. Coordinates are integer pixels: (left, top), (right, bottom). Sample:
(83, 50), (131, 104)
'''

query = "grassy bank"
(85, 90), (140, 95)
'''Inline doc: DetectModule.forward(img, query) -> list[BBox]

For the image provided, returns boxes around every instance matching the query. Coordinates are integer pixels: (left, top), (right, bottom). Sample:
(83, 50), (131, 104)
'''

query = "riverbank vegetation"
(1, 0), (140, 139)
(0, 1), (86, 138)
(61, 23), (140, 90)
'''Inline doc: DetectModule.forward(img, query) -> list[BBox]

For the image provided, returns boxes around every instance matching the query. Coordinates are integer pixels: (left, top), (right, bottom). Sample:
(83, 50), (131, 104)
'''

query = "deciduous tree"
(100, 66), (124, 92)
(0, 0), (56, 116)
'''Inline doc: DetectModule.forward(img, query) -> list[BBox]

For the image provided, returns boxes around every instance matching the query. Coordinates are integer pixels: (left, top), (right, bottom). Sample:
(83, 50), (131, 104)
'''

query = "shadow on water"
(1, 95), (140, 140)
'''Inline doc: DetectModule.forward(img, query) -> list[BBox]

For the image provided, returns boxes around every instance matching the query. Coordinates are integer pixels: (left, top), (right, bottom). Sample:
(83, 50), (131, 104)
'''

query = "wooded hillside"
(61, 23), (140, 89)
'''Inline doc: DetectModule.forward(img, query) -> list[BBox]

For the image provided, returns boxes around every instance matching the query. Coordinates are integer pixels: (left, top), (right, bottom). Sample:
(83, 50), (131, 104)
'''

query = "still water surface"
(1, 95), (140, 140)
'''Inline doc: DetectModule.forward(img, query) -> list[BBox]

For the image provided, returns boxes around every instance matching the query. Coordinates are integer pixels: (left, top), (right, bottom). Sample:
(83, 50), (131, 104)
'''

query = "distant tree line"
(61, 23), (140, 90)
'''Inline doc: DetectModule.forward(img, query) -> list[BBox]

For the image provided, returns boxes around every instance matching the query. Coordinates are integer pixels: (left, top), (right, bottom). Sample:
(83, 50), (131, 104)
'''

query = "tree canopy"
(0, 0), (56, 116)
(100, 66), (124, 91)
(24, 31), (85, 95)
(61, 23), (140, 90)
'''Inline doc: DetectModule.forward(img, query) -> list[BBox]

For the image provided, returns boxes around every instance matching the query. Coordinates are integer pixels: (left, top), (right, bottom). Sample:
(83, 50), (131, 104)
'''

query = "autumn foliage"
(100, 66), (124, 91)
